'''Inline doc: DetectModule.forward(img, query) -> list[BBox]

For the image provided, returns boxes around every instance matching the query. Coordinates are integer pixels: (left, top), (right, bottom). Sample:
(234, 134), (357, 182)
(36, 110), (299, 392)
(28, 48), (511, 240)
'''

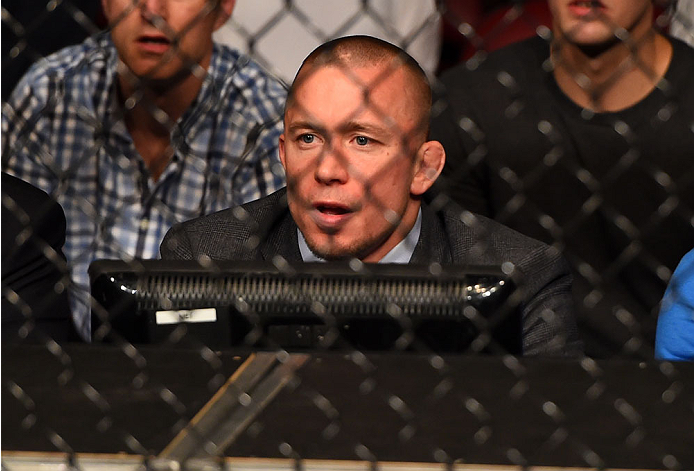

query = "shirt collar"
(298, 208), (422, 264)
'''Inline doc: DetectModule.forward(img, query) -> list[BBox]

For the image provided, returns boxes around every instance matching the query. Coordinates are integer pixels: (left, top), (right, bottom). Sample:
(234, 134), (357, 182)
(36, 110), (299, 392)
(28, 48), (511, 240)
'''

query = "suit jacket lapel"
(410, 202), (453, 265)
(259, 207), (303, 262)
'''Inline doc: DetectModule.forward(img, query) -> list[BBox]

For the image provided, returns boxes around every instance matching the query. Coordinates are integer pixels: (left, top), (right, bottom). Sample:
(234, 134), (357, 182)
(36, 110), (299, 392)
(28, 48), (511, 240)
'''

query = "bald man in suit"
(162, 36), (582, 356)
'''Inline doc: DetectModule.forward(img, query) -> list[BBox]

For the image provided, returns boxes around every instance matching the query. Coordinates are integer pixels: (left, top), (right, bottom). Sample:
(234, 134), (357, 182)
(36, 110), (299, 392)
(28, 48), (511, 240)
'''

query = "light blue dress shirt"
(298, 208), (422, 264)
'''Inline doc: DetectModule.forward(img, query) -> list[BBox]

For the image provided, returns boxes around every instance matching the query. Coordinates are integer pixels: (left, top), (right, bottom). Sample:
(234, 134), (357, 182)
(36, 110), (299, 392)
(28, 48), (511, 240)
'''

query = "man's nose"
(139, 0), (168, 21)
(314, 143), (350, 185)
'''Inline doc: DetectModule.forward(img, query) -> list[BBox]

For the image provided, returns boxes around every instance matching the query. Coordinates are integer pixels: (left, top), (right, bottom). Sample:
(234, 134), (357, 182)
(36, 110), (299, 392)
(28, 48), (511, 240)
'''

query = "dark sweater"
(430, 35), (694, 358)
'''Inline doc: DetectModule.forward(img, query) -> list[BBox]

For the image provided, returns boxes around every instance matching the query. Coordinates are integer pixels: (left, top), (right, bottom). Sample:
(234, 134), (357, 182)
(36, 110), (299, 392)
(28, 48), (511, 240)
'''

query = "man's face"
(102, 0), (232, 81)
(548, 0), (653, 46)
(280, 64), (429, 262)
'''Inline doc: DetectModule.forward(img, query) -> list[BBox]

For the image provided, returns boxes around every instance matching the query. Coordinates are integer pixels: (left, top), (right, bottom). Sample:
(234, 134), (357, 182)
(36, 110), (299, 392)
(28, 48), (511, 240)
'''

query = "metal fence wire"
(2, 0), (694, 470)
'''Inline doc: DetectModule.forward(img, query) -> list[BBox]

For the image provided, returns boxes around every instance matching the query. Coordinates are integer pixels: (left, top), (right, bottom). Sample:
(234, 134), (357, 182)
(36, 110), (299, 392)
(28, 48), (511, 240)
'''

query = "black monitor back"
(89, 260), (519, 353)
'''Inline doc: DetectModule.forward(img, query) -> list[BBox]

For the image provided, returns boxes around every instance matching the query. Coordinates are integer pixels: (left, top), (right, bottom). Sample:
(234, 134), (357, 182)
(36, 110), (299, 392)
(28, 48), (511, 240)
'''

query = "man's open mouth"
(138, 35), (171, 45)
(316, 204), (351, 215)
(569, 1), (605, 9)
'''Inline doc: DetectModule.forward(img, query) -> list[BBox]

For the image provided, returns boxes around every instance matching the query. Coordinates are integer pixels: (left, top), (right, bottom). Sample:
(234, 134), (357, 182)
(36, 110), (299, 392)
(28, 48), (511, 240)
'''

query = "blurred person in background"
(430, 0), (694, 358)
(2, 0), (287, 340)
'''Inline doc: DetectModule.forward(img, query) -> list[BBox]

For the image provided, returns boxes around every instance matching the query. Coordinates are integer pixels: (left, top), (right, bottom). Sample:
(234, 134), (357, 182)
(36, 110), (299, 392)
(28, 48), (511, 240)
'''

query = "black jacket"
(161, 188), (582, 356)
(2, 173), (75, 341)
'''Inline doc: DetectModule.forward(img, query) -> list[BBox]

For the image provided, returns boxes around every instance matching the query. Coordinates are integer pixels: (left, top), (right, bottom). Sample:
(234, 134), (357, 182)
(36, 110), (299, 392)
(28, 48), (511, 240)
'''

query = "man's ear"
(213, 0), (235, 30)
(410, 140), (445, 196)
(279, 133), (287, 169)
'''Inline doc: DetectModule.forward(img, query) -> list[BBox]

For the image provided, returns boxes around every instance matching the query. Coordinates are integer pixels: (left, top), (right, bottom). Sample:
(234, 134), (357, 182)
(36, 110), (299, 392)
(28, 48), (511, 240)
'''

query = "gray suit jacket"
(161, 188), (582, 356)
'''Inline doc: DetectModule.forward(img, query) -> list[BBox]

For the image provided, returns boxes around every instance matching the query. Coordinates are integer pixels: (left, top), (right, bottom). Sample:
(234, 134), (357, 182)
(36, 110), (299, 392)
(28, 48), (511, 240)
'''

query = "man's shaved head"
(287, 35), (432, 140)
(279, 35), (445, 263)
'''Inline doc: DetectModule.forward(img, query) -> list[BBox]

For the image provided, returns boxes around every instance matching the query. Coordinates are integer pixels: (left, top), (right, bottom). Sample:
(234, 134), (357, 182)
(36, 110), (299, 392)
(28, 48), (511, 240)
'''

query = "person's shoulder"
(439, 36), (549, 88)
(672, 248), (694, 279)
(666, 36), (694, 79)
(176, 188), (287, 233)
(669, 35), (694, 59)
(3, 172), (45, 197)
(209, 43), (286, 121)
(227, 187), (289, 226)
(2, 173), (63, 217)
(2, 173), (66, 246)
(212, 43), (287, 95)
(440, 202), (539, 243)
(22, 33), (112, 82)
(10, 33), (114, 100)
(161, 189), (288, 259)
(438, 202), (558, 265)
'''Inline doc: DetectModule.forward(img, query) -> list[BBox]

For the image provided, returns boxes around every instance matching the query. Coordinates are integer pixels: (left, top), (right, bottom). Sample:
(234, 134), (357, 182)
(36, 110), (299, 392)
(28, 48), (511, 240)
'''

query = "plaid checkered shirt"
(2, 32), (287, 340)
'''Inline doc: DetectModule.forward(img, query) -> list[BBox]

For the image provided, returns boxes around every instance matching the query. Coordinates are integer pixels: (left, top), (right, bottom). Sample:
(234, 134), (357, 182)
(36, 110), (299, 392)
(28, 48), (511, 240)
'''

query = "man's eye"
(300, 134), (315, 144)
(355, 136), (369, 146)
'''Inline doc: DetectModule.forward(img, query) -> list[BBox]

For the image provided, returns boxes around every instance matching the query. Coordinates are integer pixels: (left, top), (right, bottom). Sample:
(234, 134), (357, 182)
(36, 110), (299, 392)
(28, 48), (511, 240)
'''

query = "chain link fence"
(3, 0), (694, 469)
